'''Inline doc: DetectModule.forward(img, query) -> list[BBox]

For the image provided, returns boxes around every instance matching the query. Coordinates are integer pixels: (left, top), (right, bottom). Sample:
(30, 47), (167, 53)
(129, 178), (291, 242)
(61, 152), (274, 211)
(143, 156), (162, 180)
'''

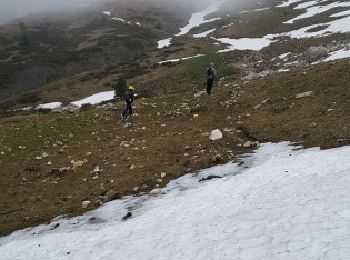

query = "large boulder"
(304, 47), (328, 62)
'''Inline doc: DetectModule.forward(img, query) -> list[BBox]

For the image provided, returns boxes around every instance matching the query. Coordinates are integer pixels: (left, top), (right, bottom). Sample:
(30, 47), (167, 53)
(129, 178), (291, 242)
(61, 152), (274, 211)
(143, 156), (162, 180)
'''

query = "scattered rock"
(91, 166), (102, 174)
(296, 91), (314, 99)
(41, 152), (49, 159)
(72, 160), (84, 170)
(122, 212), (132, 221)
(209, 129), (223, 141)
(132, 187), (139, 192)
(199, 176), (223, 182)
(129, 164), (136, 170)
(193, 114), (199, 118)
(106, 190), (119, 201)
(120, 141), (130, 148)
(82, 201), (91, 209)
(241, 141), (261, 148)
(310, 122), (317, 128)
(160, 172), (167, 178)
(149, 188), (161, 195)
(212, 153), (223, 163)
(304, 46), (328, 62)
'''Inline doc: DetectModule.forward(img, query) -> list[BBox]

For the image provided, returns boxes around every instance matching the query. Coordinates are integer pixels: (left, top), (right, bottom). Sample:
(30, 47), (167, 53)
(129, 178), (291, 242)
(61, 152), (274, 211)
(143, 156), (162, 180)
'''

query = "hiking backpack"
(207, 68), (214, 80)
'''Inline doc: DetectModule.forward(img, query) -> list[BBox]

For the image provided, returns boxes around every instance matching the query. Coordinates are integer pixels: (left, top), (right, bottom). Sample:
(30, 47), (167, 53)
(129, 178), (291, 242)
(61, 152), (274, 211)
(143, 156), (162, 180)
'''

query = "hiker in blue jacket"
(122, 85), (135, 119)
(206, 62), (216, 95)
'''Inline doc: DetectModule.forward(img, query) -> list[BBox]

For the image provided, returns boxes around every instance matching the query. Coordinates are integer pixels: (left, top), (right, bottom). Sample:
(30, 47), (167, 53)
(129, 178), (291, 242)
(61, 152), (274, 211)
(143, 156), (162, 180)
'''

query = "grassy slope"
(0, 59), (349, 236)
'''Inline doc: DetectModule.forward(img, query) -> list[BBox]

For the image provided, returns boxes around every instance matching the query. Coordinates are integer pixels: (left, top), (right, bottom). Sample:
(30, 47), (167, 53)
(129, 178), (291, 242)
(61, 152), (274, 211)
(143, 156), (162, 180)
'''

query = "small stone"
(160, 172), (167, 178)
(184, 153), (189, 157)
(157, 179), (163, 183)
(296, 91), (313, 99)
(91, 166), (102, 174)
(242, 141), (253, 148)
(120, 141), (130, 148)
(209, 129), (223, 141)
(161, 124), (167, 127)
(106, 190), (118, 201)
(242, 141), (260, 148)
(150, 188), (161, 194)
(122, 212), (132, 221)
(309, 122), (317, 128)
(41, 152), (49, 159)
(129, 164), (136, 170)
(132, 187), (140, 192)
(193, 114), (199, 118)
(69, 133), (74, 138)
(82, 201), (91, 209)
(47, 161), (52, 165)
(212, 153), (223, 163)
(191, 155), (200, 160)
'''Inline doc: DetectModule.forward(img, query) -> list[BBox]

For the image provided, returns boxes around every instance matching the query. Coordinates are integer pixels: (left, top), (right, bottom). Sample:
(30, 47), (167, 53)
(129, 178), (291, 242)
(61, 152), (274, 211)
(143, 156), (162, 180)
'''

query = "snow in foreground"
(1, 142), (350, 260)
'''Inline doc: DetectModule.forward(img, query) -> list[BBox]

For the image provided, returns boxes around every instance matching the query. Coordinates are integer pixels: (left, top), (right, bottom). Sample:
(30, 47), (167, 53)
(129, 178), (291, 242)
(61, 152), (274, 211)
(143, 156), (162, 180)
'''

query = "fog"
(0, 0), (100, 24)
(0, 0), (266, 25)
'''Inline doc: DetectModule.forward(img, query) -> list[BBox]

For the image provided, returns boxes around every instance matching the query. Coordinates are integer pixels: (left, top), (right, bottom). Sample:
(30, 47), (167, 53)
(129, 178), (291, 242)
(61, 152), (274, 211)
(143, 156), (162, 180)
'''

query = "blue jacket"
(125, 91), (134, 103)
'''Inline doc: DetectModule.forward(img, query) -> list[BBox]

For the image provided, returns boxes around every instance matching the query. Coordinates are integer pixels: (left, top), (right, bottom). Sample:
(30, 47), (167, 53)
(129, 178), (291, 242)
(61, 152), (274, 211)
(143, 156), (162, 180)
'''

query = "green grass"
(156, 52), (239, 93)
(0, 111), (94, 155)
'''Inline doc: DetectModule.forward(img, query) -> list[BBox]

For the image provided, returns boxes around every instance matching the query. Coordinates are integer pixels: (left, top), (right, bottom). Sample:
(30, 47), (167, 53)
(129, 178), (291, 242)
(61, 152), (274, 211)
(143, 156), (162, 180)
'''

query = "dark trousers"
(207, 79), (214, 94)
(122, 101), (132, 118)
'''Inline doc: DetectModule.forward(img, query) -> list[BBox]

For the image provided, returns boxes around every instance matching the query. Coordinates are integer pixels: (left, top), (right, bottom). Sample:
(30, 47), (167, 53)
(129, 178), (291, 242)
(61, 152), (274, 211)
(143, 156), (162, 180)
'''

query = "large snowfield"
(1, 142), (350, 259)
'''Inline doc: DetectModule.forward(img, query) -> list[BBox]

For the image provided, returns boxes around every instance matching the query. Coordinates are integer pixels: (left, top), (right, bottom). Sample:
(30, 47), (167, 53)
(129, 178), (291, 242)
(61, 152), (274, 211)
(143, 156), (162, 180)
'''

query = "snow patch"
(157, 38), (172, 49)
(284, 1), (350, 24)
(1, 143), (350, 259)
(216, 37), (272, 52)
(36, 102), (62, 110)
(159, 54), (205, 64)
(193, 29), (216, 38)
(324, 48), (350, 61)
(71, 91), (115, 107)
(239, 7), (270, 14)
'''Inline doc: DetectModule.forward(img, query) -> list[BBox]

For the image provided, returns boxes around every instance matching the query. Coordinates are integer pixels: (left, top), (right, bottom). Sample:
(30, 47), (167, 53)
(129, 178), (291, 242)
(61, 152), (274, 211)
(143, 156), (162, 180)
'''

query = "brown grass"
(0, 59), (349, 237)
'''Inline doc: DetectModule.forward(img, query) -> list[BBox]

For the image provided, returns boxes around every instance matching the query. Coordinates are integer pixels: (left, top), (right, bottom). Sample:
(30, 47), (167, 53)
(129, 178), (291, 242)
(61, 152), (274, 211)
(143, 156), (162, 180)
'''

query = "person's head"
(209, 62), (214, 68)
(128, 85), (135, 92)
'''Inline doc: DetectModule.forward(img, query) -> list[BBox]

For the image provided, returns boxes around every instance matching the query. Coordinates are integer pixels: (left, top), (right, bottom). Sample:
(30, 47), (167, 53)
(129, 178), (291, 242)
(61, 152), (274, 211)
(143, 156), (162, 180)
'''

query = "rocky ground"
(0, 57), (349, 236)
(1, 0), (350, 239)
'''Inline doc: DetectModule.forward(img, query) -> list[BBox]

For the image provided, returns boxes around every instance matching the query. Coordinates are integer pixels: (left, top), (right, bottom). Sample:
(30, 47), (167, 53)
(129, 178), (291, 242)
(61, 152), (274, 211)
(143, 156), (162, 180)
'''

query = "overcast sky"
(0, 0), (266, 25)
(0, 0), (100, 24)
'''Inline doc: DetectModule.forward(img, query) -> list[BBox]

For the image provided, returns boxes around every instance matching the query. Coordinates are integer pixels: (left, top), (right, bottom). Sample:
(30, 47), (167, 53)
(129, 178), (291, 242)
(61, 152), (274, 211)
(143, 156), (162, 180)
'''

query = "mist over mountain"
(0, 0), (264, 25)
(0, 0), (100, 24)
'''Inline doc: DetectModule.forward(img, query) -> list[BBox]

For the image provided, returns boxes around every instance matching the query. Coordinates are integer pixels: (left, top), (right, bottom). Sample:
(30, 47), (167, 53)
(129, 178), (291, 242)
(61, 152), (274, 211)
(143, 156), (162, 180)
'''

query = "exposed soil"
(0, 59), (349, 236)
